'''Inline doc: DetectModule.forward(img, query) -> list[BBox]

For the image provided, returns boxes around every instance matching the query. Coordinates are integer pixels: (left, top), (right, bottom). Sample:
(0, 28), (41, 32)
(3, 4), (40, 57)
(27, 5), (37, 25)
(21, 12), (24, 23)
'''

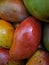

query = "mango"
(43, 23), (49, 51)
(23, 0), (49, 22)
(0, 0), (29, 22)
(0, 20), (14, 49)
(26, 50), (49, 65)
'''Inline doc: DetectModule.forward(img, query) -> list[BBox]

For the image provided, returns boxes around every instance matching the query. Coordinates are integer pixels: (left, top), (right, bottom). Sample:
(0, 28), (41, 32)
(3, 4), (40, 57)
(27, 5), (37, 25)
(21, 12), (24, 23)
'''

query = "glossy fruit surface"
(26, 50), (49, 65)
(0, 47), (26, 65)
(43, 23), (49, 51)
(38, 43), (43, 49)
(0, 20), (14, 48)
(0, 47), (9, 65)
(10, 16), (42, 60)
(23, 0), (49, 22)
(0, 0), (29, 22)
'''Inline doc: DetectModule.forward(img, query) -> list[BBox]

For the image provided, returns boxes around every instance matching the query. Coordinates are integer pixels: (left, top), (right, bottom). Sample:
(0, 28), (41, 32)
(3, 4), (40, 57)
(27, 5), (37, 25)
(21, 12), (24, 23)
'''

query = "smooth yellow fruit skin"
(26, 50), (41, 65)
(0, 20), (14, 49)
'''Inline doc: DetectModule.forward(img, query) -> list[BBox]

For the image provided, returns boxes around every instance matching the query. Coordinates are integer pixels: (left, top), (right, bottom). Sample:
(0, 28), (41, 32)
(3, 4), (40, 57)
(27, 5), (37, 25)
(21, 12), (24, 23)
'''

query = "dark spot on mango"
(7, 62), (9, 65)
(38, 60), (41, 64)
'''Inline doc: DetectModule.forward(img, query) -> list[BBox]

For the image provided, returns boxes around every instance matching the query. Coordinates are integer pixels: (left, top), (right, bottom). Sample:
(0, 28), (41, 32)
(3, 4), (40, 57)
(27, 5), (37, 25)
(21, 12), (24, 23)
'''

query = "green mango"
(43, 23), (49, 51)
(23, 0), (49, 22)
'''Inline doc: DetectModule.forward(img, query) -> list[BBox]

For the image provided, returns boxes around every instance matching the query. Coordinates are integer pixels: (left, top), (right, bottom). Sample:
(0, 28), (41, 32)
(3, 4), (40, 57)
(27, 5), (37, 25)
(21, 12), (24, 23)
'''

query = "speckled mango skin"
(0, 20), (14, 49)
(26, 50), (49, 65)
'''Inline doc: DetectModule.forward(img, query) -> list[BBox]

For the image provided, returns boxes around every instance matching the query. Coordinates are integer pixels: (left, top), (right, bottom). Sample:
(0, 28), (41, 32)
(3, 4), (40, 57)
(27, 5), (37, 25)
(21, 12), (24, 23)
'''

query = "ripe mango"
(26, 50), (49, 65)
(0, 20), (14, 49)
(0, 0), (29, 22)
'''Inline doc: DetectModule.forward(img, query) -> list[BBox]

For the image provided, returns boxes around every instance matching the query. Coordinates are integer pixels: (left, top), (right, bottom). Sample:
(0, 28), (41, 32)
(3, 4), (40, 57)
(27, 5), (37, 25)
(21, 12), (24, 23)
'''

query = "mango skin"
(9, 16), (42, 60)
(43, 23), (49, 51)
(0, 0), (29, 22)
(26, 50), (49, 65)
(0, 47), (26, 65)
(23, 0), (49, 22)
(0, 20), (14, 49)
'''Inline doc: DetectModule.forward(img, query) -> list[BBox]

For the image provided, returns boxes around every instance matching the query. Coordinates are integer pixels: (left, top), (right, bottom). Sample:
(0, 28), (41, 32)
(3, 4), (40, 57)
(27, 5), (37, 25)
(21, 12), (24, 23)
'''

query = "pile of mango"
(0, 0), (49, 65)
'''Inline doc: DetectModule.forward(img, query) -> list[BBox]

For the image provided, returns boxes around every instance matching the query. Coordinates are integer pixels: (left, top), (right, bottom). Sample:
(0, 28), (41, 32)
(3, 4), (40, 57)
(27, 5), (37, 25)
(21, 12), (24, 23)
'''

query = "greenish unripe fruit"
(43, 23), (49, 51)
(23, 0), (49, 22)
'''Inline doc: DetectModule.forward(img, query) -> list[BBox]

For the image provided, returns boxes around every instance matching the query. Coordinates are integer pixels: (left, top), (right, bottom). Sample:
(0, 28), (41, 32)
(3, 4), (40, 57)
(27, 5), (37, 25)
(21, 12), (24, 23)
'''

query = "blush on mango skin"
(9, 16), (42, 60)
(0, 20), (14, 49)
(26, 50), (49, 65)
(0, 0), (29, 22)
(0, 47), (26, 65)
